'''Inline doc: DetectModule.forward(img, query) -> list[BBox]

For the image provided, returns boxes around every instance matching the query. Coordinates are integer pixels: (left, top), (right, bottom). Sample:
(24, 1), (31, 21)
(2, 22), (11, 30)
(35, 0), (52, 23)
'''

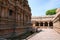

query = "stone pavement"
(27, 29), (60, 40)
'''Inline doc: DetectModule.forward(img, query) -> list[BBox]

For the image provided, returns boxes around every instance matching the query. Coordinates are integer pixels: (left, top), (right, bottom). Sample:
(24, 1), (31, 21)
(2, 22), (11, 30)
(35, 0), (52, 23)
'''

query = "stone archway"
(49, 22), (53, 28)
(44, 22), (48, 28)
(40, 22), (43, 28)
(35, 22), (39, 26)
(40, 22), (43, 26)
(49, 22), (53, 26)
(45, 22), (48, 26)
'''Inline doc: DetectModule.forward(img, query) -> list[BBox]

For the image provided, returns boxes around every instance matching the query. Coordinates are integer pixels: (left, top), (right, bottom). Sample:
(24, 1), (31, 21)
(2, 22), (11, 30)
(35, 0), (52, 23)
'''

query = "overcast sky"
(28, 0), (60, 16)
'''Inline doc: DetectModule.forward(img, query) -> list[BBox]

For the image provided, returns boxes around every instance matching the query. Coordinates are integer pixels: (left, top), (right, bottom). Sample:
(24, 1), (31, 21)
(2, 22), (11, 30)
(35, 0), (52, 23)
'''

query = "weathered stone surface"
(28, 29), (60, 40)
(53, 8), (60, 33)
(0, 0), (31, 38)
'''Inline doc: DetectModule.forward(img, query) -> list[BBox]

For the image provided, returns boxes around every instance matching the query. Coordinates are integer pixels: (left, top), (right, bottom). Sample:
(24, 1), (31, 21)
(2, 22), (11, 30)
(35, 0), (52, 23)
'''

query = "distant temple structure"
(31, 15), (55, 29)
(31, 8), (60, 33)
(0, 0), (31, 39)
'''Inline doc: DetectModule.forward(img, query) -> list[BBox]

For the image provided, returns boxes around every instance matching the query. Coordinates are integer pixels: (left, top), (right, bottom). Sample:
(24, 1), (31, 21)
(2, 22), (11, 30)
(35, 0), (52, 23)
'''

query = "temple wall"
(53, 8), (60, 33)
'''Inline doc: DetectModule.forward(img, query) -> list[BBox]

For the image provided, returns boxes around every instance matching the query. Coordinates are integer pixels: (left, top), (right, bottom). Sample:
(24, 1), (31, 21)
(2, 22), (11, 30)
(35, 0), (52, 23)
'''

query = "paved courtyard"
(27, 28), (60, 40)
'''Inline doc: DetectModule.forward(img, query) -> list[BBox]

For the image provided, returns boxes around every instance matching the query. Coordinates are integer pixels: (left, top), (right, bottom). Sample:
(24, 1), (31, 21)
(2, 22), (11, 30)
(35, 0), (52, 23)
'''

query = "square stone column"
(39, 22), (40, 27)
(48, 22), (49, 28)
(43, 22), (45, 28)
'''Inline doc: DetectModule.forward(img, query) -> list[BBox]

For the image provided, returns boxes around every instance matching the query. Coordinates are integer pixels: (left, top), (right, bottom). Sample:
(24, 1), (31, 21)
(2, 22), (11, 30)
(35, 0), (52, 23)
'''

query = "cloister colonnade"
(31, 15), (54, 29)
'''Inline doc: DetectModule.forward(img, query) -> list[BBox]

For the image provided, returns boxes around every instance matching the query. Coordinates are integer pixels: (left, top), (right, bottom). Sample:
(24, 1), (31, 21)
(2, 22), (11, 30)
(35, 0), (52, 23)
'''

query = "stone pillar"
(39, 22), (40, 28)
(48, 22), (49, 28)
(39, 22), (40, 27)
(43, 22), (45, 28)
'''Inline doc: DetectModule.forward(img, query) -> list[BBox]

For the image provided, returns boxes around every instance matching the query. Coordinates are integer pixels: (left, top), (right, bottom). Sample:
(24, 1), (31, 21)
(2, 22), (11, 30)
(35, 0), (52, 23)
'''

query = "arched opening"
(49, 22), (53, 26)
(35, 22), (39, 26)
(45, 22), (48, 26)
(40, 22), (43, 26)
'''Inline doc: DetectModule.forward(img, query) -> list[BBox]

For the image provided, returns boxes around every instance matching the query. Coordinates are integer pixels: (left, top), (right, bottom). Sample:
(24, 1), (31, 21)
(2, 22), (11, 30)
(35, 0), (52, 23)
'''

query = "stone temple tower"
(0, 0), (31, 39)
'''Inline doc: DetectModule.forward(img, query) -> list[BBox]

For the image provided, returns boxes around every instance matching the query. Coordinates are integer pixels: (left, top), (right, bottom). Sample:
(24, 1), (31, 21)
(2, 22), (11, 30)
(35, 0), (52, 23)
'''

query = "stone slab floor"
(27, 29), (60, 40)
